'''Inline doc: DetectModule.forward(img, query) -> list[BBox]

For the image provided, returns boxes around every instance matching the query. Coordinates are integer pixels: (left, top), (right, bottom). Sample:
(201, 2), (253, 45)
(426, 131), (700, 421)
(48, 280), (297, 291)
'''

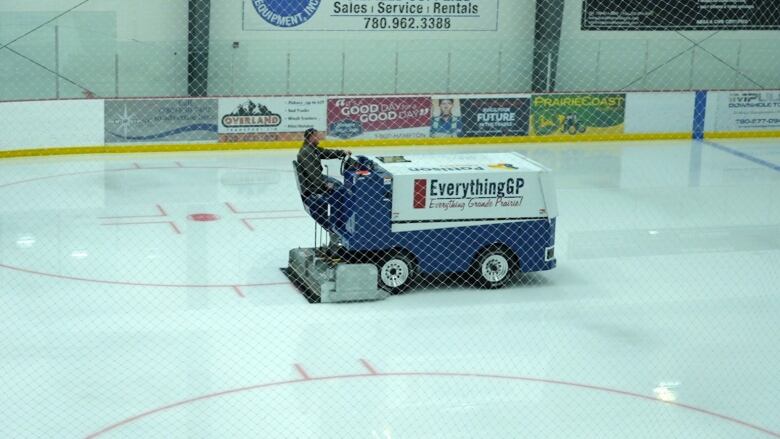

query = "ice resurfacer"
(284, 152), (558, 303)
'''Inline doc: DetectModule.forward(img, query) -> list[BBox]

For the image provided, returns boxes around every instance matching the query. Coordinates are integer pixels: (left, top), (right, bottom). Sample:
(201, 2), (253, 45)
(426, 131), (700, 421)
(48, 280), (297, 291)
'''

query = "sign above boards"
(243, 0), (499, 31)
(582, 0), (780, 31)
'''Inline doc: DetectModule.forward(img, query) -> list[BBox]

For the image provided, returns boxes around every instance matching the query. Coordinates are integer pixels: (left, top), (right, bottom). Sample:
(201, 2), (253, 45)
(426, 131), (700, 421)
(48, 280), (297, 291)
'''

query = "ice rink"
(0, 139), (778, 438)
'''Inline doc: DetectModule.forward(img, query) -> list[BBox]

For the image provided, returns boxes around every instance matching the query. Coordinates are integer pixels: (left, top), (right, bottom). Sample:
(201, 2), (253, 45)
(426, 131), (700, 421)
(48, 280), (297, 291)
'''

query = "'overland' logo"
(222, 100), (281, 128)
(252, 0), (321, 28)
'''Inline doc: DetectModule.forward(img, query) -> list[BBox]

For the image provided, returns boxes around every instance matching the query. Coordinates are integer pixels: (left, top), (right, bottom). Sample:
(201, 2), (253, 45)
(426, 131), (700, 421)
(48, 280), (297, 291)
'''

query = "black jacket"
(296, 141), (348, 195)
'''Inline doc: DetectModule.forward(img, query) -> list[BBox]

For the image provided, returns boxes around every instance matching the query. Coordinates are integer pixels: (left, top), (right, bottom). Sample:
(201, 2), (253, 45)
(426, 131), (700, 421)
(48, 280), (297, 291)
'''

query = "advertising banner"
(243, 0), (499, 31)
(715, 91), (780, 131)
(531, 94), (626, 137)
(327, 96), (431, 140)
(218, 96), (326, 141)
(105, 99), (218, 144)
(460, 97), (531, 137)
(430, 97), (463, 138)
(582, 0), (780, 31)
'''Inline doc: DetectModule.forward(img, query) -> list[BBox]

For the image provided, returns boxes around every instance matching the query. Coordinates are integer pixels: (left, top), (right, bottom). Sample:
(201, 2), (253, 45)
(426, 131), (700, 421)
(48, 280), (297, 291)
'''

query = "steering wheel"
(340, 153), (355, 175)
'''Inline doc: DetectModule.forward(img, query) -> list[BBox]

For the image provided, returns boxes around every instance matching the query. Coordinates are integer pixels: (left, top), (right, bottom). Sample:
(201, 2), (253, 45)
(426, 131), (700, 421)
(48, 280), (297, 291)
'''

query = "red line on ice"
(84, 369), (780, 439)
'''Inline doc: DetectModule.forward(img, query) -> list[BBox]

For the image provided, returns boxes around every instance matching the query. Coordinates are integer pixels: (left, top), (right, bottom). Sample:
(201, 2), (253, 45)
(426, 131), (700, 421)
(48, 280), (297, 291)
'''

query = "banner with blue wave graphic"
(105, 99), (219, 144)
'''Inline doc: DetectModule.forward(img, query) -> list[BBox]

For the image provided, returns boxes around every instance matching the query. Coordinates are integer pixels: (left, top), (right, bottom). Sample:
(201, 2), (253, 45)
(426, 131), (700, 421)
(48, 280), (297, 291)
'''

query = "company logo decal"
(488, 163), (518, 170)
(413, 179), (427, 209)
(329, 119), (363, 139)
(221, 100), (281, 128)
(413, 178), (526, 211)
(251, 0), (320, 28)
(728, 92), (780, 108)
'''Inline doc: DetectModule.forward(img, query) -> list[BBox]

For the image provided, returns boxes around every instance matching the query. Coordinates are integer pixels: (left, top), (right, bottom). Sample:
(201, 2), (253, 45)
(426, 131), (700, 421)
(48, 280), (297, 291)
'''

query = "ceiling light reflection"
(16, 236), (36, 248)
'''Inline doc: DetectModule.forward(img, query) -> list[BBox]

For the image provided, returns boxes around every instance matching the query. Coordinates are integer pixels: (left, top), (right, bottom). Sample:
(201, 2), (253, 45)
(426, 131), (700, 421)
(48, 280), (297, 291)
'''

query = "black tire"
(472, 247), (516, 289)
(377, 253), (415, 294)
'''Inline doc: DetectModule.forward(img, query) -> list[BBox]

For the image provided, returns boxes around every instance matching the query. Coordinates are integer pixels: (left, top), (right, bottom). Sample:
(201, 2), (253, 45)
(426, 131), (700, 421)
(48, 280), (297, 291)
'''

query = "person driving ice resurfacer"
(295, 128), (351, 231)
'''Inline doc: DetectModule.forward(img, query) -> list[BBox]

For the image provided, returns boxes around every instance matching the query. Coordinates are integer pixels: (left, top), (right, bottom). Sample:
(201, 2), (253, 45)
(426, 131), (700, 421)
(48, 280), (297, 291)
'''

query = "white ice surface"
(0, 139), (778, 438)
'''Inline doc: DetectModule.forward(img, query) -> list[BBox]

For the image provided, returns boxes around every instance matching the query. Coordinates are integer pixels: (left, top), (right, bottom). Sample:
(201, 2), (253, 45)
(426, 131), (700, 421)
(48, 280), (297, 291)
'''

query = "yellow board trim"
(704, 130), (780, 139)
(1, 131), (776, 160)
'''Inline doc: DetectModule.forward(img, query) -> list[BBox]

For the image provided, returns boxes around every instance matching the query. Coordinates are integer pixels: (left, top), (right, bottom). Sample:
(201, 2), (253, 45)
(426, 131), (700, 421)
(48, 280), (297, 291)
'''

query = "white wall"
(0, 0), (186, 42)
(1, 0), (778, 101)
(0, 0), (189, 100)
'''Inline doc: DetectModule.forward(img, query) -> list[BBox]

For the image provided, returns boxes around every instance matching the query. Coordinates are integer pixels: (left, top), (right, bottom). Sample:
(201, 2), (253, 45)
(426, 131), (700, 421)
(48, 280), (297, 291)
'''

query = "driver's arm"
(316, 145), (349, 160)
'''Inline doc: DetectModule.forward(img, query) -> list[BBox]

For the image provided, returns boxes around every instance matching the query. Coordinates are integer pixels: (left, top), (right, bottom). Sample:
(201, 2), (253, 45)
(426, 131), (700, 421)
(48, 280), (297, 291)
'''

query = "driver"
(297, 128), (350, 196)
(296, 128), (351, 233)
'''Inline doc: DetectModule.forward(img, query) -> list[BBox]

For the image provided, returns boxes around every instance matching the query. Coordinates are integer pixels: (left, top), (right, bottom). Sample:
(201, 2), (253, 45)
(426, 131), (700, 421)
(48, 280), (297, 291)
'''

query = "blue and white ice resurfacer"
(285, 152), (558, 303)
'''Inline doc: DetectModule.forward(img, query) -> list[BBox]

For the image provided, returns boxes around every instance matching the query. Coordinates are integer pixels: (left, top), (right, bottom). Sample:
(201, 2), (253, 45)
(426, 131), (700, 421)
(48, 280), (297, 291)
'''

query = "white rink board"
(624, 92), (695, 133)
(0, 100), (104, 151)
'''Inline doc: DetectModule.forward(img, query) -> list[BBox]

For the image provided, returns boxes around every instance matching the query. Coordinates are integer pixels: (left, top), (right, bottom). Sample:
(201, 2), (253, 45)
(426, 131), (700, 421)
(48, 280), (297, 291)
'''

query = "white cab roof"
(366, 152), (547, 176)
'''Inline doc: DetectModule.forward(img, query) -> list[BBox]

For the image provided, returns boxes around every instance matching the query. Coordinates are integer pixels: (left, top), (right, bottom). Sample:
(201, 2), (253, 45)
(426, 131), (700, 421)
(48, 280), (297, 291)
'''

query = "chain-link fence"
(0, 1), (779, 438)
(2, 1), (779, 100)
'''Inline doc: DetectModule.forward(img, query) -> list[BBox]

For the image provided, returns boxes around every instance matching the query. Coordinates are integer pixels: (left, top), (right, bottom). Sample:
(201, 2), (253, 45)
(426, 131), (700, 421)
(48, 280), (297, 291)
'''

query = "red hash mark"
(101, 221), (181, 235)
(240, 215), (308, 232)
(225, 202), (300, 215)
(100, 204), (180, 235)
(232, 286), (246, 298)
(294, 364), (311, 380)
(360, 359), (379, 375)
(99, 204), (167, 220)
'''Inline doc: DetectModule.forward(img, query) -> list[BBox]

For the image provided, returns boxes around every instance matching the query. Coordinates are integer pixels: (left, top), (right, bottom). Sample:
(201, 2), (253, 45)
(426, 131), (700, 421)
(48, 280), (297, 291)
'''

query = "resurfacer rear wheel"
(473, 248), (516, 289)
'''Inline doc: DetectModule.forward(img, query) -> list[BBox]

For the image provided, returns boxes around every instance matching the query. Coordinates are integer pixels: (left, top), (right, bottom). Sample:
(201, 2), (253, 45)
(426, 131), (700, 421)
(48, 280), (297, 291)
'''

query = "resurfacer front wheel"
(378, 254), (415, 294)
